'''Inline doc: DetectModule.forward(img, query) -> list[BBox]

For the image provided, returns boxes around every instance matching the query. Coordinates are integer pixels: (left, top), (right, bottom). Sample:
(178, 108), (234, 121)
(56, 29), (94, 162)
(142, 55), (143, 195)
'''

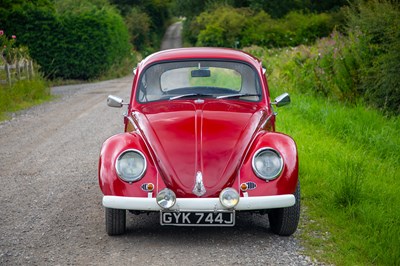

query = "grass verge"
(0, 77), (52, 122)
(249, 45), (400, 265)
(278, 93), (399, 265)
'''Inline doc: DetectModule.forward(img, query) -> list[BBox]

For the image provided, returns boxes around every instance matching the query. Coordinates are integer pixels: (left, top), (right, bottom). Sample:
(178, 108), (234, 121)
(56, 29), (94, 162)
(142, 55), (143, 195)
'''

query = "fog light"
(156, 188), (176, 209)
(219, 188), (239, 209)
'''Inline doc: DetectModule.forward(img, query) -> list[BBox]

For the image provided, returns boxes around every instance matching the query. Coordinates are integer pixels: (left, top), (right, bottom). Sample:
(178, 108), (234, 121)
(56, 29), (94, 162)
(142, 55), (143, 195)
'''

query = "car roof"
(139, 47), (263, 69)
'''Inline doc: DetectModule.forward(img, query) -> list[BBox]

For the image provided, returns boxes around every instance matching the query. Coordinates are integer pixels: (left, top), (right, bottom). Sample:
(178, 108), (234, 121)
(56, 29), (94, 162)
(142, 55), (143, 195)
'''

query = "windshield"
(137, 60), (262, 102)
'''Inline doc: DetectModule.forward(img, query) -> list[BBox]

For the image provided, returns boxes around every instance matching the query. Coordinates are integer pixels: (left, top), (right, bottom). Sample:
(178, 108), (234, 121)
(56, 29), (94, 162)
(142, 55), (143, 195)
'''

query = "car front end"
(98, 48), (299, 236)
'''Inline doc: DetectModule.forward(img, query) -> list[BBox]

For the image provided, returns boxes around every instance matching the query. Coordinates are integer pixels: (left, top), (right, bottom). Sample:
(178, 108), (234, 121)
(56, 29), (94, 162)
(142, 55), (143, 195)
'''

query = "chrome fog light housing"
(219, 188), (240, 209)
(252, 147), (283, 181)
(156, 188), (176, 209)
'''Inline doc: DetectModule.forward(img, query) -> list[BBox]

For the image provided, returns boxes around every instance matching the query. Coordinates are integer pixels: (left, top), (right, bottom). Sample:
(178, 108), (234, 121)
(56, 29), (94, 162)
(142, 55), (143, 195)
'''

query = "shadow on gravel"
(122, 212), (277, 240)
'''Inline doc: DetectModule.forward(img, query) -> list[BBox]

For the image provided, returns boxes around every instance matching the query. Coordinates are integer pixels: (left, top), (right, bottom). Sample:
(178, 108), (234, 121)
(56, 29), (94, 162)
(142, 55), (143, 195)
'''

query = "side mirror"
(272, 93), (290, 107)
(107, 95), (127, 108)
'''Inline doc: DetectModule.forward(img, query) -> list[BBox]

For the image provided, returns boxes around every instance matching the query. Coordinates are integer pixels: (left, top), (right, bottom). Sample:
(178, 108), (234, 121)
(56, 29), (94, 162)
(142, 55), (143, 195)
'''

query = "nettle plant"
(0, 30), (30, 64)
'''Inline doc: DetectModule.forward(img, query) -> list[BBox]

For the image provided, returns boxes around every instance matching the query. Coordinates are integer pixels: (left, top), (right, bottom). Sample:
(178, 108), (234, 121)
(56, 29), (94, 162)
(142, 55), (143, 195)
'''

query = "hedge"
(188, 6), (335, 48)
(2, 3), (131, 80)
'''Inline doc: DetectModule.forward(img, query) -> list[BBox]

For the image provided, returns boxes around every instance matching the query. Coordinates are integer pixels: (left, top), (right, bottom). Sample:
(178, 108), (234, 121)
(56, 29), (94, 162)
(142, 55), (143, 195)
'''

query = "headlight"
(156, 188), (176, 209)
(115, 149), (146, 183)
(252, 148), (283, 180)
(219, 188), (239, 209)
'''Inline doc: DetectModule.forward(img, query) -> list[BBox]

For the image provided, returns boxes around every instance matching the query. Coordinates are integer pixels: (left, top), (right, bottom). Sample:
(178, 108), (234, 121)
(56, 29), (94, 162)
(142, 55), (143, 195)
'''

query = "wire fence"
(0, 59), (34, 86)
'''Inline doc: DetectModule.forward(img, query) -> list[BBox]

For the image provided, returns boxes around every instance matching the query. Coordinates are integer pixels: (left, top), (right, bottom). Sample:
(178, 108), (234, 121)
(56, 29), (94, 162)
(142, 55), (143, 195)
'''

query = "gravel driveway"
(0, 22), (319, 266)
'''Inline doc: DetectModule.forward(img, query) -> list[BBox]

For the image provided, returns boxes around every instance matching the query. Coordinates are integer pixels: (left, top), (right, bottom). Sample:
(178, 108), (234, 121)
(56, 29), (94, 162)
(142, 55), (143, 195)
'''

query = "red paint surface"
(98, 48), (298, 199)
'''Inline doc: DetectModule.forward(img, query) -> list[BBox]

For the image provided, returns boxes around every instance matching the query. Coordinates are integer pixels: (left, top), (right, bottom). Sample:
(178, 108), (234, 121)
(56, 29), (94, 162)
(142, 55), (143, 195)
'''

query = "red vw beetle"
(99, 47), (299, 236)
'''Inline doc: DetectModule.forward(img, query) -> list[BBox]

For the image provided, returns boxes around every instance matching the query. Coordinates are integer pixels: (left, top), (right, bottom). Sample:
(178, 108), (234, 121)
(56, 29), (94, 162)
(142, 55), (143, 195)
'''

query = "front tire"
(268, 182), (300, 236)
(105, 207), (126, 236)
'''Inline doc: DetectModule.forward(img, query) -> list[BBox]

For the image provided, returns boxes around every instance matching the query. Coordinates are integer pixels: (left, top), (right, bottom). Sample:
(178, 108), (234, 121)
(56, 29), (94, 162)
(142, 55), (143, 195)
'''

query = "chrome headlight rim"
(115, 149), (147, 183)
(219, 187), (240, 209)
(252, 147), (283, 181)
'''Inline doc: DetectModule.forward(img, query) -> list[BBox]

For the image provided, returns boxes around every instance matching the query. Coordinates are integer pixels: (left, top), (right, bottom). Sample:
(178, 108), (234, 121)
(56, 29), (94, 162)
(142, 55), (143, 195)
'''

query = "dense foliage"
(188, 6), (335, 48)
(173, 0), (350, 19)
(111, 0), (173, 54)
(175, 0), (348, 48)
(345, 0), (400, 114)
(1, 1), (131, 80)
(246, 1), (399, 115)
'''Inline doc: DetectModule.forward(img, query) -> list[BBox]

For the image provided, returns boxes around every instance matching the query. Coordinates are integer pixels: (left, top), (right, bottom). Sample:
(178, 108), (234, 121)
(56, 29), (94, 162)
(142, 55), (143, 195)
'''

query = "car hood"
(136, 101), (263, 197)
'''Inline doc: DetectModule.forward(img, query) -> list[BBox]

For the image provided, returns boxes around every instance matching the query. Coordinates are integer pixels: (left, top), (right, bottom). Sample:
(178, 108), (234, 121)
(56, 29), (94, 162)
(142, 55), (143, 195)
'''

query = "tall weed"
(0, 77), (51, 121)
(333, 155), (364, 208)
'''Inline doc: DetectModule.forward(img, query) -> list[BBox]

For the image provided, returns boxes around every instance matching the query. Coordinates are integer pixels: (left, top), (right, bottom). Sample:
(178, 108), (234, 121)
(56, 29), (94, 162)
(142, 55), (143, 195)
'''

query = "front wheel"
(268, 182), (300, 236)
(105, 207), (126, 236)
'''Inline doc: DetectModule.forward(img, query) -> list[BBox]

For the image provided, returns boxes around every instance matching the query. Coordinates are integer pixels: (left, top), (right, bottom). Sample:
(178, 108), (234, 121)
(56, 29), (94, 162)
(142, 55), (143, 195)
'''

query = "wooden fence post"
(16, 61), (21, 80)
(5, 63), (11, 86)
(24, 60), (29, 80)
(29, 61), (34, 78)
(1, 59), (34, 85)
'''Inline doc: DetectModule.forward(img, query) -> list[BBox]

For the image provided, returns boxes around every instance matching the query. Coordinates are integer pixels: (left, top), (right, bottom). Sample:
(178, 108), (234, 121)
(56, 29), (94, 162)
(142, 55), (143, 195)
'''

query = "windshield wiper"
(169, 93), (214, 100)
(216, 93), (261, 99)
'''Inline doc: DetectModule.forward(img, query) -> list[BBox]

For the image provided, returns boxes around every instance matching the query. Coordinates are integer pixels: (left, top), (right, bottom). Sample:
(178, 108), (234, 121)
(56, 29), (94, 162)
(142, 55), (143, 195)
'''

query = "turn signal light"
(141, 183), (154, 192)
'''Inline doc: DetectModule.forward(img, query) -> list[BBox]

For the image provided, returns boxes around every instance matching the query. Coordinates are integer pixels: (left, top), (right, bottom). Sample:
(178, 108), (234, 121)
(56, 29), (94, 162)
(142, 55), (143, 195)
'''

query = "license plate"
(160, 211), (235, 226)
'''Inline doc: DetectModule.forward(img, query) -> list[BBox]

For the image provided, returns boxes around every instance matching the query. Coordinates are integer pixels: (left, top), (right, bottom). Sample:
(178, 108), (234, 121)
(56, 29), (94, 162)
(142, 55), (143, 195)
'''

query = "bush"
(125, 8), (152, 51)
(112, 0), (172, 54)
(345, 0), (400, 115)
(192, 6), (251, 48)
(2, 1), (131, 80)
(58, 5), (131, 79)
(188, 6), (335, 48)
(244, 1), (400, 116)
(245, 32), (365, 102)
(283, 11), (334, 46)
(241, 11), (283, 47)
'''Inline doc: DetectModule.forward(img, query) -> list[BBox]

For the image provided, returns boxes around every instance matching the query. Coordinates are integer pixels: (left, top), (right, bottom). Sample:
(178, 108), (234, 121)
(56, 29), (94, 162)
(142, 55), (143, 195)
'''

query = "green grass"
(244, 34), (400, 263)
(189, 67), (241, 91)
(264, 59), (400, 265)
(0, 78), (52, 121)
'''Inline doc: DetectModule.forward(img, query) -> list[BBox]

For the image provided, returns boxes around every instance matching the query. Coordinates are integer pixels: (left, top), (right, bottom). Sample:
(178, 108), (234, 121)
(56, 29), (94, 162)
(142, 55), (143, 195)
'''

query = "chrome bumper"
(103, 194), (295, 211)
